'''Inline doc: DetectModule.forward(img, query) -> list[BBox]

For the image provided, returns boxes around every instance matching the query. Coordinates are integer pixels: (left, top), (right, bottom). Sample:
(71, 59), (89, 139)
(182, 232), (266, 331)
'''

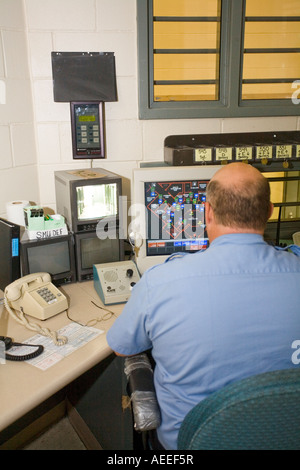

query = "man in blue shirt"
(107, 163), (300, 449)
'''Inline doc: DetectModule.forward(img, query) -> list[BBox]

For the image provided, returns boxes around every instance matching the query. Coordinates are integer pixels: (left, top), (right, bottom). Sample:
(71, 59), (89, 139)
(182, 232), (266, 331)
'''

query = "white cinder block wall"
(1, 0), (300, 229)
(0, 0), (39, 217)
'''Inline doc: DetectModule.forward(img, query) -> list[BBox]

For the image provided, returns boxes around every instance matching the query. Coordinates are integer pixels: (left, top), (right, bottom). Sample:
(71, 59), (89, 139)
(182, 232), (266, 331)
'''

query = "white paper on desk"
(8, 323), (104, 371)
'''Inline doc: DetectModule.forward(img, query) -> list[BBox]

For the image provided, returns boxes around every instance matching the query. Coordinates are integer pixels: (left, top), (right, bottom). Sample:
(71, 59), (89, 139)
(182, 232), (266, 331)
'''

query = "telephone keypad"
(37, 287), (57, 304)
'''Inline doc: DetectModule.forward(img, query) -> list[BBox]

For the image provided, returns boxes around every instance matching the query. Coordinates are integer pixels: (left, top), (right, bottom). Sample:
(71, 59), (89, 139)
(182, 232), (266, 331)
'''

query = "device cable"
(0, 335), (44, 361)
(3, 296), (68, 346)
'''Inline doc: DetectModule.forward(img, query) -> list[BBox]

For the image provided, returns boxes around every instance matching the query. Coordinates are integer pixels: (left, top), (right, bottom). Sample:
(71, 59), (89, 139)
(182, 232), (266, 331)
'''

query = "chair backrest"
(177, 368), (300, 450)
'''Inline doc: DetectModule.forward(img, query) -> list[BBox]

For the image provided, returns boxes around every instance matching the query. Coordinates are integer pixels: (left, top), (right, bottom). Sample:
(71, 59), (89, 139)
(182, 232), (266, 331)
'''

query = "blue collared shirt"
(107, 234), (300, 449)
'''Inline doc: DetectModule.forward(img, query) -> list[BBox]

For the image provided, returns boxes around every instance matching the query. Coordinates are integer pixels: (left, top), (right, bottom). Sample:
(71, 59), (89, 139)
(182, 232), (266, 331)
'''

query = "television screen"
(132, 166), (221, 274)
(144, 179), (209, 256)
(27, 241), (71, 275)
(76, 183), (117, 221)
(80, 237), (120, 269)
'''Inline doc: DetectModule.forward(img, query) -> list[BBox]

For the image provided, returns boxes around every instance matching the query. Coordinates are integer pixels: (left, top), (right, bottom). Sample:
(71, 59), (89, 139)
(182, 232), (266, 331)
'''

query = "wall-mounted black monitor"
(51, 52), (117, 103)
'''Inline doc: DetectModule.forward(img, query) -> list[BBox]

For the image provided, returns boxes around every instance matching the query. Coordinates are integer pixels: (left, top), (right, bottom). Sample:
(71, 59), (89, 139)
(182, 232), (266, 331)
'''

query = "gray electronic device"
(70, 102), (105, 159)
(93, 260), (140, 305)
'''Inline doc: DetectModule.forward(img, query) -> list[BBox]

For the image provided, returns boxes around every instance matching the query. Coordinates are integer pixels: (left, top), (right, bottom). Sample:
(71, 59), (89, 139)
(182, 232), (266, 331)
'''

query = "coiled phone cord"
(1, 336), (44, 362)
(4, 296), (68, 346)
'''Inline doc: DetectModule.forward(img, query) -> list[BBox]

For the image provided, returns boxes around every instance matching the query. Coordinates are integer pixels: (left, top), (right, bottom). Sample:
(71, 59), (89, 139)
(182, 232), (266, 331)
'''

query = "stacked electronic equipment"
(54, 168), (124, 282)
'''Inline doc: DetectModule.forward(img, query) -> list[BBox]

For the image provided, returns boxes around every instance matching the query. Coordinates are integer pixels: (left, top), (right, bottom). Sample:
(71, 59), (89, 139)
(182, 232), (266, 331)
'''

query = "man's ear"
(205, 201), (214, 225)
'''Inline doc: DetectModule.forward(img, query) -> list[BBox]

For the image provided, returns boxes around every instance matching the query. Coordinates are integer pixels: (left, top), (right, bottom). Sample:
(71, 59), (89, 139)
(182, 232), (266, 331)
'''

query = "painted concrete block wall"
(0, 0), (39, 218)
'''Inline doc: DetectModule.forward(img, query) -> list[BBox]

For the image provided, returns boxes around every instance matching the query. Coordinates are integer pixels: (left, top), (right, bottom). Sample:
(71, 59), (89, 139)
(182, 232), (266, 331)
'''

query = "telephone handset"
(5, 272), (68, 320)
(4, 273), (69, 346)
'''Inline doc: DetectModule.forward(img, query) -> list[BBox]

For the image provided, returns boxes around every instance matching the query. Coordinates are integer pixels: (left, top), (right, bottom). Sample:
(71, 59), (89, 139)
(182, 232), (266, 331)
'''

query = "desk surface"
(0, 281), (123, 433)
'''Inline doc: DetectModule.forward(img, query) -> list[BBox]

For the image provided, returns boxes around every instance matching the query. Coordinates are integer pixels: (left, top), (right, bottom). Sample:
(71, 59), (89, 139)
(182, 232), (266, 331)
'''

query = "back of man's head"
(206, 163), (271, 232)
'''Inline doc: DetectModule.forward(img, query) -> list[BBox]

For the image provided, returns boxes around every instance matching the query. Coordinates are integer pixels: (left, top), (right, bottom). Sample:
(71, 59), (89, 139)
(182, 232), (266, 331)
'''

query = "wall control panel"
(71, 102), (105, 159)
(164, 131), (300, 171)
(93, 260), (141, 305)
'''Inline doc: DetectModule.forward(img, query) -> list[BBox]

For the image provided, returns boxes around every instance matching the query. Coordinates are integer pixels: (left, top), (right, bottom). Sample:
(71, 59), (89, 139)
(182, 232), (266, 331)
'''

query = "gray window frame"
(137, 0), (300, 119)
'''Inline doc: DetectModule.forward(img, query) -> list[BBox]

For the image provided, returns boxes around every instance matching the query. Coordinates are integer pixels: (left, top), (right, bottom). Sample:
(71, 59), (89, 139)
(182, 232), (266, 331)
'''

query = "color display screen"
(144, 179), (209, 256)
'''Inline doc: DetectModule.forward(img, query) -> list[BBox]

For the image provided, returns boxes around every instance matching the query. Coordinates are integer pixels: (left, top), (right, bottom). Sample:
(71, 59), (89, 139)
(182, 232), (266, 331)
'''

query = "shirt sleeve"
(106, 274), (152, 355)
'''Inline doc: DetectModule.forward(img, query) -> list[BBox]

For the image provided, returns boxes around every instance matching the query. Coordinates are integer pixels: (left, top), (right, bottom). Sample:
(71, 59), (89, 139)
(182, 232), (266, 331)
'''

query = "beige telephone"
(4, 273), (69, 346)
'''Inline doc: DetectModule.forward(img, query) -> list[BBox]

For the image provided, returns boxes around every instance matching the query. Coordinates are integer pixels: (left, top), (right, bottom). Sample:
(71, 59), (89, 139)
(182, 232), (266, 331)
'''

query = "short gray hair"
(206, 176), (271, 230)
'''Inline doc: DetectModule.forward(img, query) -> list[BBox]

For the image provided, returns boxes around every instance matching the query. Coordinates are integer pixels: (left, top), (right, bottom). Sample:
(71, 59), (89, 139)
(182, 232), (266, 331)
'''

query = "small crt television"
(74, 231), (124, 282)
(54, 168), (122, 233)
(20, 232), (76, 286)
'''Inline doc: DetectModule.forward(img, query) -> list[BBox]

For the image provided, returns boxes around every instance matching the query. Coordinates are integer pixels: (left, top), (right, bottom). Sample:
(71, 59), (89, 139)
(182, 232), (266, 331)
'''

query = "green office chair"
(125, 359), (300, 450)
(177, 368), (300, 450)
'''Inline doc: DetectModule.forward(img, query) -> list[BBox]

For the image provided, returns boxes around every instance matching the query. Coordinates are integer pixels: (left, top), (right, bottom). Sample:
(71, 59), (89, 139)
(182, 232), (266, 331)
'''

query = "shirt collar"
(210, 233), (265, 247)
